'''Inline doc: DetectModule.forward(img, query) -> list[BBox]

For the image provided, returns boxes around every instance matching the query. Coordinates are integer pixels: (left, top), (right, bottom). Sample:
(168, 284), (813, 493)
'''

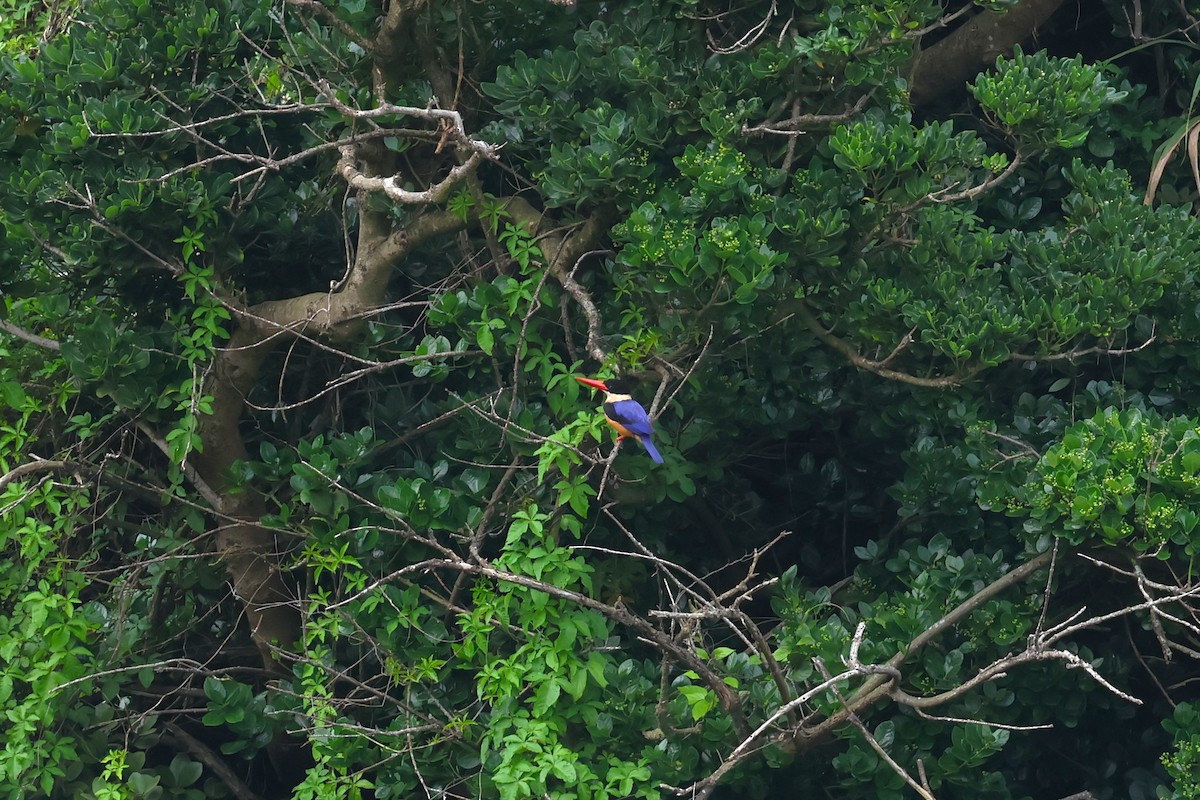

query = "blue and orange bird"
(575, 376), (664, 463)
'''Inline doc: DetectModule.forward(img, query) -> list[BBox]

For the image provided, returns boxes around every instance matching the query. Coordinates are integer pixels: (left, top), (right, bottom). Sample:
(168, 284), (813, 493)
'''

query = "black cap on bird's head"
(575, 376), (636, 395)
(602, 377), (637, 394)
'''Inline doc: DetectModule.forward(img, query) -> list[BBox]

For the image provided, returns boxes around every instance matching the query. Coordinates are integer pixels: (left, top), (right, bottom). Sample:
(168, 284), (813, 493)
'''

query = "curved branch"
(793, 300), (981, 388)
(0, 459), (78, 494)
(801, 550), (1055, 744)
(337, 145), (490, 205)
(503, 198), (616, 363)
(790, 297), (1157, 390)
(816, 657), (937, 800)
(1009, 331), (1156, 362)
(320, 87), (488, 145)
(321, 84), (499, 202)
(165, 722), (264, 800)
(672, 550), (1112, 800)
(555, 249), (614, 363)
(681, 662), (864, 799)
(246, 209), (466, 340)
(932, 150), (1024, 203)
(0, 319), (61, 350)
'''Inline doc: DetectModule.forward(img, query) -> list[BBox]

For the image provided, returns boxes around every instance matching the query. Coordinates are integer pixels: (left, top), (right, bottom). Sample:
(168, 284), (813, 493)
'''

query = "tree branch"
(503, 198), (616, 363)
(165, 722), (264, 800)
(801, 550), (1055, 743)
(247, 209), (465, 340)
(337, 145), (490, 205)
(792, 299), (981, 388)
(0, 459), (80, 494)
(742, 94), (872, 137)
(0, 318), (62, 350)
(816, 656), (937, 800)
(1009, 330), (1157, 362)
(932, 150), (1024, 203)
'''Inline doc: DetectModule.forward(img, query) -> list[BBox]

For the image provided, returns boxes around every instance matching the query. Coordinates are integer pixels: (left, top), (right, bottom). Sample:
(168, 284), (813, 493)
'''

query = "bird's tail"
(639, 437), (664, 464)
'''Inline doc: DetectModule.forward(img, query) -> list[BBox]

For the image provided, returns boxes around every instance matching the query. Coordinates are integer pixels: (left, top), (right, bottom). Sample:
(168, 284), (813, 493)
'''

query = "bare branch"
(1134, 561), (1175, 662)
(793, 299), (981, 388)
(133, 420), (224, 510)
(558, 249), (616, 363)
(0, 459), (81, 494)
(652, 326), (714, 418)
(284, 0), (373, 53)
(931, 150), (1024, 203)
(790, 295), (1154, 389)
(679, 661), (865, 798)
(800, 550), (1055, 745)
(707, 0), (776, 54)
(0, 318), (61, 350)
(911, 706), (1053, 732)
(242, 348), (486, 414)
(166, 722), (264, 800)
(502, 198), (616, 363)
(742, 94), (872, 137)
(337, 144), (490, 205)
(1009, 329), (1156, 362)
(816, 657), (937, 800)
(1035, 539), (1061, 635)
(982, 429), (1041, 461)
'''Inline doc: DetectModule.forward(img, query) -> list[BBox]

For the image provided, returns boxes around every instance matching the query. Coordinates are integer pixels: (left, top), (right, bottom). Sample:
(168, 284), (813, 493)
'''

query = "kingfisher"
(575, 376), (664, 463)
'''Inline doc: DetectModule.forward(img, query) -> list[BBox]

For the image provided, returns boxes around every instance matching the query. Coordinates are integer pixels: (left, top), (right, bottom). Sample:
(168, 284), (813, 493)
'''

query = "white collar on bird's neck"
(605, 392), (632, 403)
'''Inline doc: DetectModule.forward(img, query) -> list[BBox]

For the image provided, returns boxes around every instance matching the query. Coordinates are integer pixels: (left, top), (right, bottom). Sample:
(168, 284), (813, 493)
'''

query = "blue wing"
(606, 399), (654, 438)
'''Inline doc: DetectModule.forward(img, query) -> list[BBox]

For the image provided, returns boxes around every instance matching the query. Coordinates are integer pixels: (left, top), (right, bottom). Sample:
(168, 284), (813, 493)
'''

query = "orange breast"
(605, 417), (635, 438)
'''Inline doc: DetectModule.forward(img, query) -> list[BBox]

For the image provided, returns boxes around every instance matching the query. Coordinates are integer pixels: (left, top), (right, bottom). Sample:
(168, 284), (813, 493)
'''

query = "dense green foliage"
(4, 0), (1200, 798)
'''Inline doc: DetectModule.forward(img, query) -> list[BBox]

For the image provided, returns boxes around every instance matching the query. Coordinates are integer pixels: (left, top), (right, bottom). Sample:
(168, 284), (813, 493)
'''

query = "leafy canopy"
(4, 1), (1200, 799)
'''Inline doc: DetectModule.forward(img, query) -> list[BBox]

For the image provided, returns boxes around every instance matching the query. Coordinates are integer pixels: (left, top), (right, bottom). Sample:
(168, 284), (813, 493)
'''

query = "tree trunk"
(909, 0), (1069, 106)
(192, 329), (300, 669)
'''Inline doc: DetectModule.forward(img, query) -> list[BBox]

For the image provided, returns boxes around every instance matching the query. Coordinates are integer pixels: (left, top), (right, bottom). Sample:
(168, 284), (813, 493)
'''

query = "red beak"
(575, 376), (609, 392)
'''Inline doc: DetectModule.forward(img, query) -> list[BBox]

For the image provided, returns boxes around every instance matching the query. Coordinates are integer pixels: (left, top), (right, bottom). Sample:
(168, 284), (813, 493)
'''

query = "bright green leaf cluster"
(994, 407), (1200, 554)
(971, 48), (1127, 150)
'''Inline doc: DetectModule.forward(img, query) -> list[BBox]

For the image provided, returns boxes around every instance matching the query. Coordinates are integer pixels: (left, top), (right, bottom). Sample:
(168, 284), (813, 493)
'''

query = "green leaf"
(0, 380), (28, 409)
(477, 324), (496, 356)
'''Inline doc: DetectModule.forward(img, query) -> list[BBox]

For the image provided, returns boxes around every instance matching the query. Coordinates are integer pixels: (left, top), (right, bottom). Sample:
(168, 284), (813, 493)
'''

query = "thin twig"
(816, 657), (937, 800)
